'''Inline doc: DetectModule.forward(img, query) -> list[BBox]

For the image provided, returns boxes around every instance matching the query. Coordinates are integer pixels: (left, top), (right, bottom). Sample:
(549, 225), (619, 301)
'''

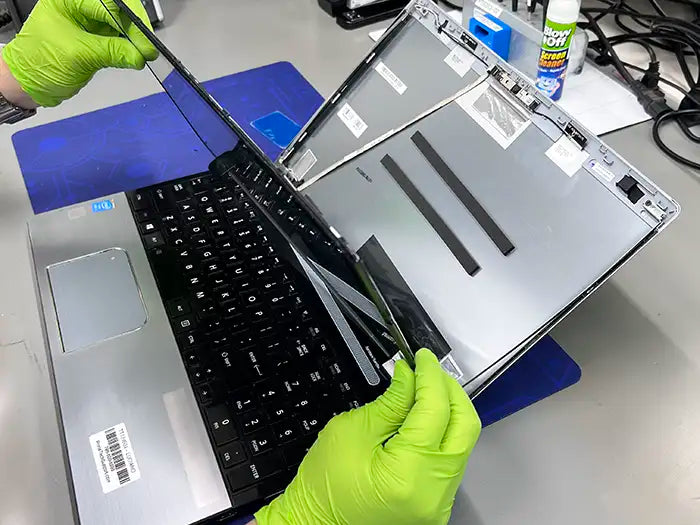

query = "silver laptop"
(27, 0), (678, 524)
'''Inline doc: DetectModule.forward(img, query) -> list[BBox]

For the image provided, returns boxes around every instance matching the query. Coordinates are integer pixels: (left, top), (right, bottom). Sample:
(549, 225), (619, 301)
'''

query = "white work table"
(1, 1), (699, 524)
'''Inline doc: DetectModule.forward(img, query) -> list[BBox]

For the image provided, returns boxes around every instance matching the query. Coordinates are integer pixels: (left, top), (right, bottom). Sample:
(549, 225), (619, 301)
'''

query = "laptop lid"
(277, 0), (680, 392)
(106, 0), (679, 394)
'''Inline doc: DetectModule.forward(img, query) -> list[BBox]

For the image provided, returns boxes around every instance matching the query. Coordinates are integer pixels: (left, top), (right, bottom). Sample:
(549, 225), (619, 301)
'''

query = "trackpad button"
(48, 249), (147, 353)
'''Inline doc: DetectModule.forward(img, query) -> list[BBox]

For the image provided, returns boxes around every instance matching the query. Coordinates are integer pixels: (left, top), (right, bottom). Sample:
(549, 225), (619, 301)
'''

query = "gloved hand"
(255, 348), (481, 525)
(1, 0), (157, 107)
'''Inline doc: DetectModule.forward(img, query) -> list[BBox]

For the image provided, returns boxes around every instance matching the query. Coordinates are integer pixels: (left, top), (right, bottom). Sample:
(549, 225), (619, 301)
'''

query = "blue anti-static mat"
(12, 59), (580, 434)
(13, 61), (321, 214)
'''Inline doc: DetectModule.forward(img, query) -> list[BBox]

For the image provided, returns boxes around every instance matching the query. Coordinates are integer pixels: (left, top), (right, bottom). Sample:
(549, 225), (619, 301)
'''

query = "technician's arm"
(249, 349), (481, 525)
(0, 54), (35, 109)
(0, 0), (156, 122)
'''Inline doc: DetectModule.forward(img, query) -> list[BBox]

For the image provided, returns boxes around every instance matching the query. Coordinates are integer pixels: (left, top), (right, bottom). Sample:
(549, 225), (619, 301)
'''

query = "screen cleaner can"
(535, 0), (580, 101)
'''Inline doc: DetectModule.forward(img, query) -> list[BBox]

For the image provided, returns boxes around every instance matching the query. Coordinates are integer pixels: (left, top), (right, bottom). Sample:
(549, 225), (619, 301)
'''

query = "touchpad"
(48, 249), (147, 353)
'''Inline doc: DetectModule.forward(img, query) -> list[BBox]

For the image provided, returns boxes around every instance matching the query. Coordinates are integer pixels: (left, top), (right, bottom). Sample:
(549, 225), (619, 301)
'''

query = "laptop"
(27, 0), (678, 524)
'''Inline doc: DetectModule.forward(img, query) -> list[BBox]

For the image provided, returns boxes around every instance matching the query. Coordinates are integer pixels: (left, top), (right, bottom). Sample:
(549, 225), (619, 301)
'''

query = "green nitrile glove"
(2, 0), (157, 107)
(255, 348), (481, 525)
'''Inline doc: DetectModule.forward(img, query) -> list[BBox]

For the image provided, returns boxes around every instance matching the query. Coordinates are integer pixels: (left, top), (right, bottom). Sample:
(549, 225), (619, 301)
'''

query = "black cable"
(582, 0), (700, 170)
(647, 0), (667, 16)
(580, 10), (636, 84)
(653, 109), (700, 169)
(621, 61), (699, 103)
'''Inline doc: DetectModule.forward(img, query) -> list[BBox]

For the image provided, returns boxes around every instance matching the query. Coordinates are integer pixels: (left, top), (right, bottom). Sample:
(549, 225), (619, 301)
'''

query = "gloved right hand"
(254, 348), (481, 525)
(2, 0), (157, 107)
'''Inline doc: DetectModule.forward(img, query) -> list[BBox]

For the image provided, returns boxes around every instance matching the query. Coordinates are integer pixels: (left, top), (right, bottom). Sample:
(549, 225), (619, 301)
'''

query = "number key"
(274, 421), (300, 443)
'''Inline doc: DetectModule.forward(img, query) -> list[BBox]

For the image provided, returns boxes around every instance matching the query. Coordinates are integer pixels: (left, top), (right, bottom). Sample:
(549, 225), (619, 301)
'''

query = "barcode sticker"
(337, 103), (368, 139)
(374, 61), (407, 95)
(585, 159), (615, 182)
(444, 47), (476, 78)
(89, 423), (141, 494)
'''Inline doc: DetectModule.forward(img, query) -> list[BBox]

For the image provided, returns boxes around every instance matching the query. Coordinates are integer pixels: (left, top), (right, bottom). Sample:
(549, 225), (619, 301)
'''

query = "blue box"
(469, 12), (512, 60)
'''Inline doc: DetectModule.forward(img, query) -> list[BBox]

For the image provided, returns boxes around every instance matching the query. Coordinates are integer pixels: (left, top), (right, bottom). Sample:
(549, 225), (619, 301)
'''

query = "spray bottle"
(535, 0), (581, 101)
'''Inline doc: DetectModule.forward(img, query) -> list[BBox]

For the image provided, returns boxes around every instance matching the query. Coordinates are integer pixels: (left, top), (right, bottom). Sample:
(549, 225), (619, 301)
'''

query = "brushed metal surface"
(304, 100), (652, 389)
(28, 193), (231, 525)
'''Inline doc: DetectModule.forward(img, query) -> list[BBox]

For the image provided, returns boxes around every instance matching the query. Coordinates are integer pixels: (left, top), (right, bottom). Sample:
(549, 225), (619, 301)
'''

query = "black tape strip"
(410, 131), (515, 256)
(380, 154), (481, 276)
(358, 235), (452, 360)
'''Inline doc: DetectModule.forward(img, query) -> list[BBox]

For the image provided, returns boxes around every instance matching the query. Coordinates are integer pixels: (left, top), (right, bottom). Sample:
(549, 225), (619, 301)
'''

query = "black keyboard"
(127, 145), (388, 513)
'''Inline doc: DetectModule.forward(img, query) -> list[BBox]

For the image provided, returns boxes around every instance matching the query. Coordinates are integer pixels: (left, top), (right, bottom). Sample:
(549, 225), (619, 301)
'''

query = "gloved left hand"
(2, 0), (158, 107)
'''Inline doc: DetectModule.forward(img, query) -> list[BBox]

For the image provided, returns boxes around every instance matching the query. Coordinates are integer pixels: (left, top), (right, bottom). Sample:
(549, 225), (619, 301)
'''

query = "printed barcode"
(105, 427), (131, 485)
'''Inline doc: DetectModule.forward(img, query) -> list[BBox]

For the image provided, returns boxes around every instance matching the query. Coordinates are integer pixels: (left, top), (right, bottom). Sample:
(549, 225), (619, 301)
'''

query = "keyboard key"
(154, 187), (178, 211)
(177, 331), (202, 350)
(135, 209), (155, 222)
(231, 390), (257, 413)
(143, 232), (165, 249)
(300, 413), (323, 435)
(206, 404), (238, 445)
(274, 421), (300, 443)
(220, 300), (240, 317)
(255, 379), (282, 404)
(266, 402), (291, 423)
(186, 223), (205, 236)
(177, 199), (195, 213)
(227, 452), (283, 491)
(195, 300), (217, 319)
(189, 366), (213, 385)
(183, 212), (200, 224)
(196, 384), (215, 406)
(166, 298), (190, 318)
(220, 441), (246, 468)
(173, 315), (196, 334)
(231, 476), (289, 509)
(282, 437), (315, 468)
(182, 350), (199, 368)
(130, 190), (153, 211)
(240, 290), (261, 307)
(241, 410), (265, 435)
(192, 234), (210, 247)
(247, 429), (275, 456)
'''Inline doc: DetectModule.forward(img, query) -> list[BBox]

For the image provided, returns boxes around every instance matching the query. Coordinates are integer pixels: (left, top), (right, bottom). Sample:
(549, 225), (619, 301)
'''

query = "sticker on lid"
(337, 103), (368, 139)
(585, 159), (615, 182)
(291, 149), (318, 181)
(382, 351), (404, 377)
(545, 135), (589, 177)
(89, 422), (141, 494)
(444, 46), (476, 78)
(440, 354), (464, 383)
(474, 0), (503, 17)
(457, 80), (530, 149)
(374, 61), (407, 95)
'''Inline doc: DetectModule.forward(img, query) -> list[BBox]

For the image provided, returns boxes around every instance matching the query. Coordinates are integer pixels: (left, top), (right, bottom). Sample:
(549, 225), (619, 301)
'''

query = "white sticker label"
(374, 61), (407, 95)
(457, 80), (531, 149)
(474, 0), (503, 17)
(382, 351), (404, 377)
(337, 103), (368, 139)
(291, 149), (317, 181)
(89, 423), (141, 494)
(444, 47), (476, 78)
(440, 354), (464, 382)
(586, 159), (615, 182)
(545, 136), (590, 177)
(474, 13), (503, 32)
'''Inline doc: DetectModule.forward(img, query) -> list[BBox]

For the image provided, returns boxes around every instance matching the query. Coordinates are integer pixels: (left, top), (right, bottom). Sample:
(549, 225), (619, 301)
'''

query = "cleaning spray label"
(536, 20), (576, 101)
